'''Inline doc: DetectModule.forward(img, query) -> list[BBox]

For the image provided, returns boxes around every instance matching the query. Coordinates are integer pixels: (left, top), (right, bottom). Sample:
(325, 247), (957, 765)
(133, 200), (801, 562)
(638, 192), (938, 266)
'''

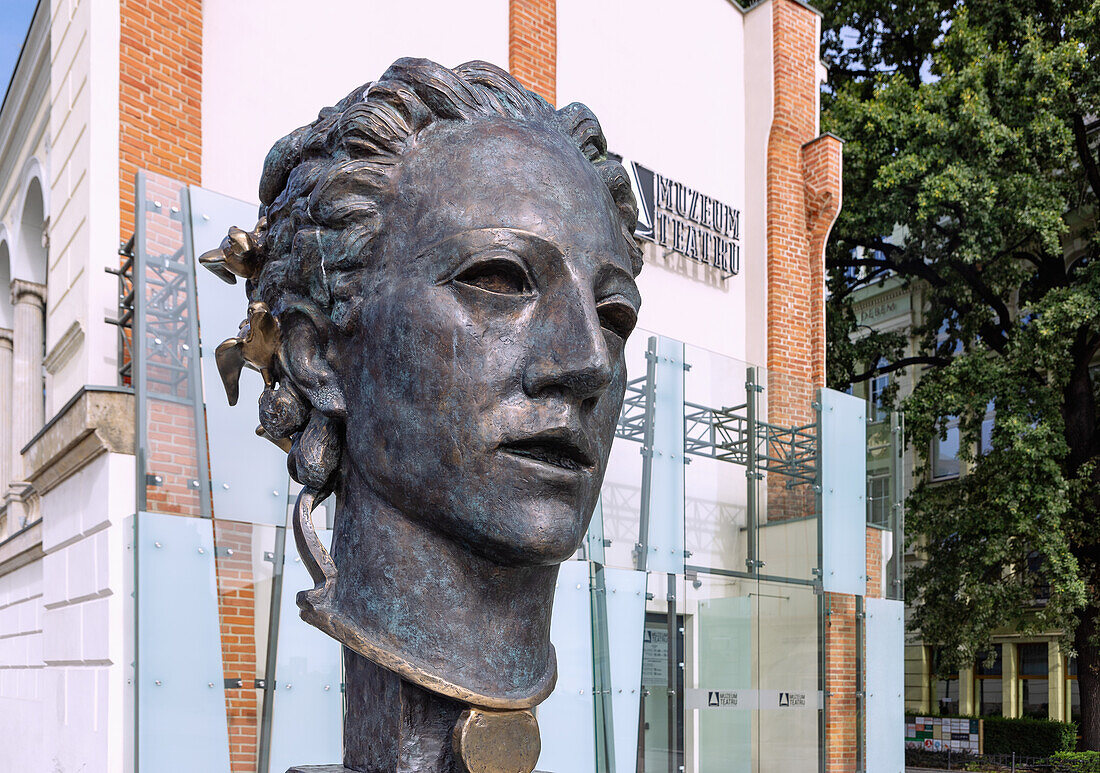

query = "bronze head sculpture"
(202, 58), (641, 772)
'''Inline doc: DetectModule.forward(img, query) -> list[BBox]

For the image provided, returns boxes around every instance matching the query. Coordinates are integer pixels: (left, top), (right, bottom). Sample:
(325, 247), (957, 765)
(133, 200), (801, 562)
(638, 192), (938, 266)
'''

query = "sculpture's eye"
(454, 257), (531, 295)
(597, 299), (637, 341)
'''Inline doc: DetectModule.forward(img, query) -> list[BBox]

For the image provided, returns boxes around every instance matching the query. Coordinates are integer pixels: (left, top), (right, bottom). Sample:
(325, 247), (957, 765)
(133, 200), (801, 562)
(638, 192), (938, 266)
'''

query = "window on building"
(980, 401), (995, 455)
(1019, 643), (1049, 718)
(976, 645), (1003, 716)
(933, 648), (960, 715)
(931, 417), (961, 479)
(867, 472), (891, 527)
(869, 363), (890, 423)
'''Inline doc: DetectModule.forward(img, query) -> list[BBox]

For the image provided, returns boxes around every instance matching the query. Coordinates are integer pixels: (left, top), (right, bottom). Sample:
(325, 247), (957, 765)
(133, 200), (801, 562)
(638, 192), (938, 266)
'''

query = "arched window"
(0, 239), (13, 519)
(9, 172), (48, 496)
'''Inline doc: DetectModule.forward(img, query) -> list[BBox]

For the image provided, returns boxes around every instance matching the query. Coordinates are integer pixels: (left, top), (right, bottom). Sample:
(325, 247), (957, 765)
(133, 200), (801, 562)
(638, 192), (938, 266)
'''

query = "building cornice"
(21, 386), (134, 496)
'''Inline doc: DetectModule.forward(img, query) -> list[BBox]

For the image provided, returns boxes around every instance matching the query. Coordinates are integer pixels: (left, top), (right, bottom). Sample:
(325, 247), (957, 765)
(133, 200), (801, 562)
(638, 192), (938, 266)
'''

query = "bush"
(905, 748), (976, 769)
(1050, 752), (1100, 773)
(982, 716), (1077, 756)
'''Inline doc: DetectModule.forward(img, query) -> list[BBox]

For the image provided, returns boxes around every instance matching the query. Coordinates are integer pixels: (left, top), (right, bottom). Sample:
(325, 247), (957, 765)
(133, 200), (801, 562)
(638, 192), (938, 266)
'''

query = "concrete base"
(286, 767), (356, 772)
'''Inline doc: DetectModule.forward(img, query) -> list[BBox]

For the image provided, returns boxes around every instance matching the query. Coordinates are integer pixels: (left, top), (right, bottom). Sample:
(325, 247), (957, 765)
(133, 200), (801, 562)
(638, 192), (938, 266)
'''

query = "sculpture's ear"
(276, 303), (347, 421)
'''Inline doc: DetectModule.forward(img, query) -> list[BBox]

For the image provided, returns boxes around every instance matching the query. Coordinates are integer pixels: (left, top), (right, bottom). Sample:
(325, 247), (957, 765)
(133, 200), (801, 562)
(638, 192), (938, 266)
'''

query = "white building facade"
(0, 2), (901, 772)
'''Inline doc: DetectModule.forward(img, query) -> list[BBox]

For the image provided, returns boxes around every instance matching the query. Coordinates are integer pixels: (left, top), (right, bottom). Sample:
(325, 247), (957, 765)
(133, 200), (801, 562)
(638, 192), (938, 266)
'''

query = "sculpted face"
(333, 117), (640, 566)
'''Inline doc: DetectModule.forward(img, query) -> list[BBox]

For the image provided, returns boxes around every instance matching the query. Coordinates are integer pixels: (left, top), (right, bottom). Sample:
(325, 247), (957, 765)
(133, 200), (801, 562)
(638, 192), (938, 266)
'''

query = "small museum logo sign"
(622, 159), (741, 278)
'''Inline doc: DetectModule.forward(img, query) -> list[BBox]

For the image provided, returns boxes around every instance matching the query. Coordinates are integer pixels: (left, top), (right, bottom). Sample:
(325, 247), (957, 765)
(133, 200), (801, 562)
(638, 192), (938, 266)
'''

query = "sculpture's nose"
(521, 282), (613, 405)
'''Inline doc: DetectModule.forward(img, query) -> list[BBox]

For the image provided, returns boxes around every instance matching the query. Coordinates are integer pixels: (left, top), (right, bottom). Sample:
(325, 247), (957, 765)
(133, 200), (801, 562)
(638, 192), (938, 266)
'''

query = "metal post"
(745, 367), (759, 574)
(257, 524), (287, 773)
(666, 573), (678, 773)
(132, 171), (148, 773)
(815, 390), (826, 773)
(590, 562), (615, 773)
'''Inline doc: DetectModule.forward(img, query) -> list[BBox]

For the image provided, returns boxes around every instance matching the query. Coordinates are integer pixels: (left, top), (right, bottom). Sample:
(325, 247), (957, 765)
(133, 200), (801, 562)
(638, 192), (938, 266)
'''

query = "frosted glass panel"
(603, 568), (647, 773)
(696, 593), (751, 773)
(646, 336), (685, 574)
(819, 388), (867, 595)
(267, 530), (343, 772)
(188, 185), (290, 525)
(538, 560), (596, 773)
(136, 512), (231, 772)
(866, 598), (904, 773)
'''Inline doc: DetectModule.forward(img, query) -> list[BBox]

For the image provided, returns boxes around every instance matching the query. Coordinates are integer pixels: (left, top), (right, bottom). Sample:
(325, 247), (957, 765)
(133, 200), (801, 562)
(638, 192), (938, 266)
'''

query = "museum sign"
(624, 159), (741, 277)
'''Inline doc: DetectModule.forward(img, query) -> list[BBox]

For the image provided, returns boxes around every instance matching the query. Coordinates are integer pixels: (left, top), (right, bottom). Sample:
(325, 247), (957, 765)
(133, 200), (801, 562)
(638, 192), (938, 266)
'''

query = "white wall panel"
(202, 0), (509, 204)
(558, 0), (752, 362)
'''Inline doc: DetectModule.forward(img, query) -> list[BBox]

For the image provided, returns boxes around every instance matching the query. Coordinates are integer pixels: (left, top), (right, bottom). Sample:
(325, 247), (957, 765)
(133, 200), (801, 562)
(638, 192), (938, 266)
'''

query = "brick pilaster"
(509, 0), (556, 104)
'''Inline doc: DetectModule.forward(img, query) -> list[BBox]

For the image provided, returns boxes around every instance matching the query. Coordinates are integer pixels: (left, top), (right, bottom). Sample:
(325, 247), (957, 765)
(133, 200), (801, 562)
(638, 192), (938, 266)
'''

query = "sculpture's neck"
(329, 469), (560, 706)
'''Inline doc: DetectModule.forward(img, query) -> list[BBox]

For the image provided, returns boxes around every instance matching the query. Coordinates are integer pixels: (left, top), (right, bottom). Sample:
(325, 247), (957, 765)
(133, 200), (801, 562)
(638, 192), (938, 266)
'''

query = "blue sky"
(0, 0), (38, 109)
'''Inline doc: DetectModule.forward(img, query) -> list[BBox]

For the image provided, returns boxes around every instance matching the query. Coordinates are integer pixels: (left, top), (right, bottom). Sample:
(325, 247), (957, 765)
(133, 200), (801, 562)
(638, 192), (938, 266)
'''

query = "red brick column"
(866, 527), (884, 599)
(119, 0), (202, 238)
(826, 592), (859, 772)
(509, 0), (556, 104)
(764, 3), (851, 770)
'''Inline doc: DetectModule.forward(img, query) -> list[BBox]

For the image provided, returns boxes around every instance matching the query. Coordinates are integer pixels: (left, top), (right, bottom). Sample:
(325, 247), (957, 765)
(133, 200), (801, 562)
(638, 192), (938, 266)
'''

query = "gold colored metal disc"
(452, 708), (540, 773)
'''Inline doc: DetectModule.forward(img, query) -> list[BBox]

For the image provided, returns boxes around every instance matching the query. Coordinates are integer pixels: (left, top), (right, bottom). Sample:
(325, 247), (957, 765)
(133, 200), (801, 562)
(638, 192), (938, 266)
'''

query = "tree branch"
(850, 355), (952, 383)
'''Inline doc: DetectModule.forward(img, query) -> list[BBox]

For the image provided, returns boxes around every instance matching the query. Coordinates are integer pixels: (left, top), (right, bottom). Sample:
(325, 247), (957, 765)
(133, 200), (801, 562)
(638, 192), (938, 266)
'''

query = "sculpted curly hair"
(205, 58), (642, 497)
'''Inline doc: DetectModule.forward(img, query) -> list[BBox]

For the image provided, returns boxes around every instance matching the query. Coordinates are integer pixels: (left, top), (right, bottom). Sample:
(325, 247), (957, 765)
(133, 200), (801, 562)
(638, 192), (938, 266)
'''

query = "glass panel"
(211, 518), (277, 771)
(594, 567), (648, 773)
(682, 344), (751, 576)
(136, 512), (231, 771)
(931, 420), (960, 479)
(603, 332), (655, 571)
(865, 598), (904, 773)
(685, 573), (752, 773)
(267, 529), (343, 771)
(755, 580), (821, 773)
(935, 677), (959, 715)
(819, 388), (867, 595)
(1019, 642), (1048, 675)
(188, 185), (291, 525)
(642, 587), (685, 773)
(976, 645), (1003, 675)
(1071, 678), (1080, 721)
(645, 336), (685, 575)
(979, 678), (1002, 716)
(757, 369), (820, 583)
(1022, 677), (1049, 718)
(134, 172), (210, 518)
(538, 559), (597, 773)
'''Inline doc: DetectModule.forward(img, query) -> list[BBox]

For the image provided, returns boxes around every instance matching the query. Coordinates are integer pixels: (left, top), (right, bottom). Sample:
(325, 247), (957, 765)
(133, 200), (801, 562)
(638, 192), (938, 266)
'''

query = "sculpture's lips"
(497, 431), (595, 472)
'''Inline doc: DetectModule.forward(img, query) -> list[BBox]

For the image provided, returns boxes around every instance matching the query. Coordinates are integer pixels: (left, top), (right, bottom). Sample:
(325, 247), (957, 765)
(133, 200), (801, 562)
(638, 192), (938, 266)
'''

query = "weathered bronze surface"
(202, 58), (641, 772)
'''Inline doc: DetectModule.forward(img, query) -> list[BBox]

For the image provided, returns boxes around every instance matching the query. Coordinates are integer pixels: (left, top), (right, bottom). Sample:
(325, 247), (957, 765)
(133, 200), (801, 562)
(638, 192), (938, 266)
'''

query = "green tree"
(821, 0), (1100, 745)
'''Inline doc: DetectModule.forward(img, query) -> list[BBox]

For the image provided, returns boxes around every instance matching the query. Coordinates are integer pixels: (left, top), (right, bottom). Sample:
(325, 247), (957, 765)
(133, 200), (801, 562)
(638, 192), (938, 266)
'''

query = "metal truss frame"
(616, 346), (819, 486)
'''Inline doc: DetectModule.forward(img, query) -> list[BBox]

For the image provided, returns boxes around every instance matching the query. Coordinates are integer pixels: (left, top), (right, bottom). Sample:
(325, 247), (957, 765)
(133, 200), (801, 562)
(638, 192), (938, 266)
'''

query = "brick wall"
(119, 0), (202, 238)
(865, 527), (883, 599)
(763, 2), (842, 529)
(509, 0), (556, 104)
(826, 591), (858, 772)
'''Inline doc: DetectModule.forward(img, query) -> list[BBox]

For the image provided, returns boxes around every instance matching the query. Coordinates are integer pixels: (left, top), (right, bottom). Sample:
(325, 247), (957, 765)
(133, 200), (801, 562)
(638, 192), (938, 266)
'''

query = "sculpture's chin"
(445, 507), (591, 568)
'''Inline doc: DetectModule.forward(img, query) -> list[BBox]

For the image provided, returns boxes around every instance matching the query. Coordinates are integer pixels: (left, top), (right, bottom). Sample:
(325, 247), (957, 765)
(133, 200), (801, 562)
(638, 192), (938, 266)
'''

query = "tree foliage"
(821, 0), (1100, 744)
